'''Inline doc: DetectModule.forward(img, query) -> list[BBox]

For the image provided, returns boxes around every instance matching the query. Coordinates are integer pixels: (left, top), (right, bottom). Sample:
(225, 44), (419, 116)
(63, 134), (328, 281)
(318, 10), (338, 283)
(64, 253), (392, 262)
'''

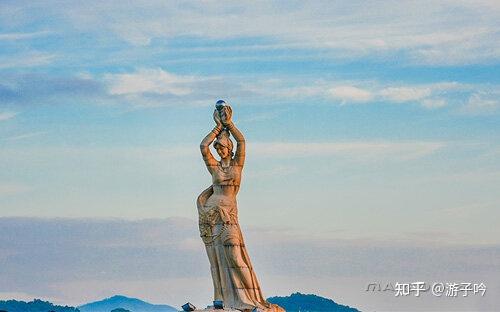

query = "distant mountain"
(0, 299), (79, 312)
(267, 292), (360, 312)
(0, 292), (358, 312)
(78, 295), (177, 312)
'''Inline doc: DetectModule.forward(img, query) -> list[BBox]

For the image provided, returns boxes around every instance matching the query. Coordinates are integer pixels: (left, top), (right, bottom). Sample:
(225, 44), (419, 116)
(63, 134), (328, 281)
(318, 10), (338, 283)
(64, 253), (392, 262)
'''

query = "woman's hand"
(213, 109), (222, 128)
(220, 105), (233, 126)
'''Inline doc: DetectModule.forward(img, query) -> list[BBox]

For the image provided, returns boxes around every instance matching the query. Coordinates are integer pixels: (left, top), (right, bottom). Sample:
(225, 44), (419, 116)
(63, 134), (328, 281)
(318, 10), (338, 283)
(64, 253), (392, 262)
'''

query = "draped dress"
(197, 161), (284, 312)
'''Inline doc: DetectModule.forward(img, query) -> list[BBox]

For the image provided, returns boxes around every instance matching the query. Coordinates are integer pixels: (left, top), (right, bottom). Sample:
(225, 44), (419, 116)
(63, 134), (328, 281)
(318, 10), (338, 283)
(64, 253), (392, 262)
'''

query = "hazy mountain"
(78, 293), (359, 312)
(0, 293), (359, 312)
(78, 295), (176, 312)
(0, 299), (79, 312)
(267, 292), (360, 312)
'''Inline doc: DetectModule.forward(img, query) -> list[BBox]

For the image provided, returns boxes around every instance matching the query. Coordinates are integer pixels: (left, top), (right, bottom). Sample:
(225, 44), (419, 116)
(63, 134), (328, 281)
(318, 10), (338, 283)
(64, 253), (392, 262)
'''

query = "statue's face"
(215, 144), (230, 159)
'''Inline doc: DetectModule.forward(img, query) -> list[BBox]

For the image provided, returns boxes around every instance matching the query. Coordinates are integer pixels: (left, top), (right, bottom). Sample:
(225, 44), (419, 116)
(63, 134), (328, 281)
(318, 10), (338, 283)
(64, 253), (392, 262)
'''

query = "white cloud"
(0, 111), (17, 121)
(327, 85), (373, 103)
(106, 68), (196, 96)
(266, 80), (466, 109)
(380, 87), (432, 102)
(50, 1), (500, 65)
(461, 93), (500, 114)
(0, 31), (52, 41)
(421, 98), (447, 109)
(275, 85), (325, 99)
(408, 27), (500, 65)
(374, 81), (468, 108)
(0, 52), (56, 69)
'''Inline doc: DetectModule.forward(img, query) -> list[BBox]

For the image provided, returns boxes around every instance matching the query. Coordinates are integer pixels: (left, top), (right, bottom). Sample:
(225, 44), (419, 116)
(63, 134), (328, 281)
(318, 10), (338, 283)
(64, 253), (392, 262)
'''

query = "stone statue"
(197, 101), (284, 312)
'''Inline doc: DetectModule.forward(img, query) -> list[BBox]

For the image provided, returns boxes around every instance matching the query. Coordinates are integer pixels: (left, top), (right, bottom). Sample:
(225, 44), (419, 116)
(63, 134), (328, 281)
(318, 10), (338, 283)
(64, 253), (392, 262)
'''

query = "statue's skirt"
(197, 186), (284, 312)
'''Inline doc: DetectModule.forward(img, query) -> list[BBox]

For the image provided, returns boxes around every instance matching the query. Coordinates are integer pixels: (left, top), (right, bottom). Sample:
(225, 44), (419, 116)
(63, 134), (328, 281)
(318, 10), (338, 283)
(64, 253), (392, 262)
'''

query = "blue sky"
(1, 1), (499, 310)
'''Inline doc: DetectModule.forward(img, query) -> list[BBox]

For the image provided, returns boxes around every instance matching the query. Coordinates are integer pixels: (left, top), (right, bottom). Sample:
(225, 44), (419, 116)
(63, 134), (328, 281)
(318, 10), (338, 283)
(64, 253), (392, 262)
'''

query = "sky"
(0, 1), (499, 311)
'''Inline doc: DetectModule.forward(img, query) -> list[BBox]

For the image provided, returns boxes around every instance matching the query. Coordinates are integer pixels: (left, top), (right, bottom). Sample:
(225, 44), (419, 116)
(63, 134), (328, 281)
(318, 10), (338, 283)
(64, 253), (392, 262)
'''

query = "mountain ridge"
(1, 292), (361, 312)
(78, 295), (177, 312)
(0, 298), (79, 312)
(268, 292), (361, 312)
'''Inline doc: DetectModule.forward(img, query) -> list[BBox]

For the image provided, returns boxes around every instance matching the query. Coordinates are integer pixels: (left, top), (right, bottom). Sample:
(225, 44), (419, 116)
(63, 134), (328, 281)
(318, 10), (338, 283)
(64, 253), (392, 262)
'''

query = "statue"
(197, 100), (285, 312)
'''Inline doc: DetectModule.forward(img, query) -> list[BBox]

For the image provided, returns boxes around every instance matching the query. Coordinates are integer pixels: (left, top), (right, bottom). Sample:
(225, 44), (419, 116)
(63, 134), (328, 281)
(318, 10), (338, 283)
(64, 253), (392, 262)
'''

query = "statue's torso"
(199, 162), (243, 226)
(210, 162), (242, 197)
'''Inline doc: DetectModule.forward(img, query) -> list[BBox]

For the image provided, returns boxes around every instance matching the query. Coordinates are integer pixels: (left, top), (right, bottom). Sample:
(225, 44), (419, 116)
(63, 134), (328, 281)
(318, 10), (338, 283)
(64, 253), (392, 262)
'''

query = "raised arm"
(220, 106), (245, 166)
(226, 121), (245, 166)
(200, 111), (222, 170)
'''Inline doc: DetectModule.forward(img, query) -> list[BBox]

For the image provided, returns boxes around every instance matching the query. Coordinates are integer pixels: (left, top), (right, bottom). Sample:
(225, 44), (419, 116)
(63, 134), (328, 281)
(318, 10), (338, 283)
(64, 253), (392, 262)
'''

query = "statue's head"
(213, 129), (234, 159)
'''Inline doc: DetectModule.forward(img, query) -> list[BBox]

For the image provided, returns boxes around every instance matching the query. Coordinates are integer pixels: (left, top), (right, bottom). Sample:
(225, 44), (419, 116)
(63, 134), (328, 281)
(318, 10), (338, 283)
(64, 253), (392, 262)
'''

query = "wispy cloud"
(0, 141), (444, 166)
(0, 74), (107, 105)
(1, 2), (498, 68)
(460, 92), (500, 115)
(0, 31), (52, 41)
(102, 68), (258, 107)
(249, 141), (444, 161)
(3, 131), (47, 141)
(258, 80), (473, 109)
(3, 68), (495, 115)
(327, 85), (373, 103)
(349, 81), (466, 107)
(379, 87), (432, 103)
(106, 68), (197, 96)
(155, 79), (494, 113)
(0, 52), (56, 69)
(41, 1), (500, 65)
(0, 111), (17, 121)
(421, 98), (447, 109)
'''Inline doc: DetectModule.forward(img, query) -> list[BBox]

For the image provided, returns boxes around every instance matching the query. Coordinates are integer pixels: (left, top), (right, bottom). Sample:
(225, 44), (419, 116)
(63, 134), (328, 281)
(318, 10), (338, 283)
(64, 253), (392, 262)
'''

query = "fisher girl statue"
(196, 100), (285, 312)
